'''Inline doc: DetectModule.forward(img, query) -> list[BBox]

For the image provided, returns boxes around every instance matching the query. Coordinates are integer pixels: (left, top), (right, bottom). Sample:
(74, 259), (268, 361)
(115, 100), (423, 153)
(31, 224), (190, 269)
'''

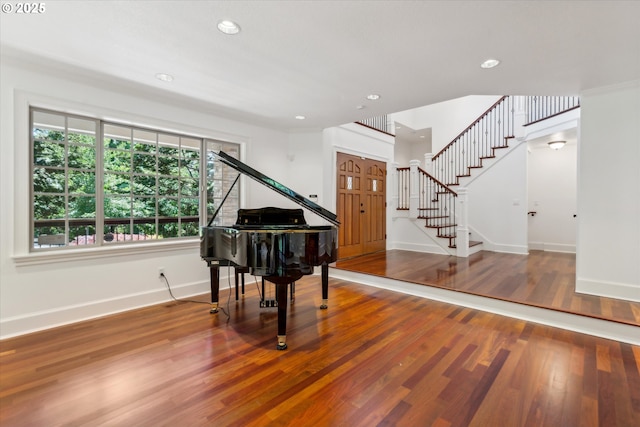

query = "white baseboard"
(577, 278), (640, 303)
(528, 241), (576, 253)
(391, 241), (449, 255)
(330, 269), (639, 346)
(0, 279), (217, 340)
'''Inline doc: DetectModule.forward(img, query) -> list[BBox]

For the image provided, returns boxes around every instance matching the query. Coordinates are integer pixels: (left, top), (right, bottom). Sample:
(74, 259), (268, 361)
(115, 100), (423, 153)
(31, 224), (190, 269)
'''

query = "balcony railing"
(356, 115), (393, 136)
(525, 96), (580, 125)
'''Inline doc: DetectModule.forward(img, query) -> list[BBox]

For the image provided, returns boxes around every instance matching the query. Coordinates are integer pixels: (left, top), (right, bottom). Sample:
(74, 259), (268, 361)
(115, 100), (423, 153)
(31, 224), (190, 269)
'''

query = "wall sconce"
(548, 140), (566, 150)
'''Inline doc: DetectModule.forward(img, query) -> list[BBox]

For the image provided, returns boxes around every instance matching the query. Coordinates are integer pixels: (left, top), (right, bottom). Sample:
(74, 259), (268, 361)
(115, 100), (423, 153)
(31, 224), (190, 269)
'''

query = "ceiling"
(1, 1), (639, 132)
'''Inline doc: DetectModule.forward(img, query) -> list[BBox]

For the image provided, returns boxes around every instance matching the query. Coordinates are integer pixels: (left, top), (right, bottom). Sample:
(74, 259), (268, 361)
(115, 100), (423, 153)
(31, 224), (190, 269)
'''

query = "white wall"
(466, 142), (529, 254)
(527, 142), (577, 253)
(390, 95), (502, 154)
(0, 57), (292, 338)
(577, 81), (640, 302)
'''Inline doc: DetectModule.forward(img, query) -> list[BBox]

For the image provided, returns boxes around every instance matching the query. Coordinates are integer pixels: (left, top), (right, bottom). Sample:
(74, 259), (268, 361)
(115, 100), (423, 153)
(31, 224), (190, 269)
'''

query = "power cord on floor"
(161, 271), (231, 320)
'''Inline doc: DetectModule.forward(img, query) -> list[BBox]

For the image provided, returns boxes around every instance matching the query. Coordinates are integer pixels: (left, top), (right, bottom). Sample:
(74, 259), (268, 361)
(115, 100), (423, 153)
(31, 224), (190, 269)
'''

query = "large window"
(31, 108), (239, 250)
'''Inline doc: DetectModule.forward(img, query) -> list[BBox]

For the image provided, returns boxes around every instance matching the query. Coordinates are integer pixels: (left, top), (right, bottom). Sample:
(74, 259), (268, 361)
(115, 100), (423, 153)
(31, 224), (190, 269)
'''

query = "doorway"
(336, 152), (386, 259)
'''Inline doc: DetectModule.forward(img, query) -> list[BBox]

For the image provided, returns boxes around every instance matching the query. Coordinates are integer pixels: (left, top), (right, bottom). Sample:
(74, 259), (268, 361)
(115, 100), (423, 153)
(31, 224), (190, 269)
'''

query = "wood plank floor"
(1, 273), (639, 426)
(334, 250), (640, 327)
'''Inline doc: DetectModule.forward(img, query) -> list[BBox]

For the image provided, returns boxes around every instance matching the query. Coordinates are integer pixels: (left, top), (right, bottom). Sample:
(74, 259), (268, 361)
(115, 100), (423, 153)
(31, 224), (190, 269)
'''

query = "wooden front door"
(336, 152), (386, 259)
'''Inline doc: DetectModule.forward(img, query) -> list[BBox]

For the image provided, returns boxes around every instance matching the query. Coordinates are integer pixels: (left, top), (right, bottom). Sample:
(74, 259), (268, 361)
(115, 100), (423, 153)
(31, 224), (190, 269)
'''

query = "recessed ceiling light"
(295, 115), (306, 120)
(356, 105), (365, 110)
(217, 20), (241, 35)
(367, 94), (381, 100)
(480, 59), (500, 69)
(155, 73), (174, 82)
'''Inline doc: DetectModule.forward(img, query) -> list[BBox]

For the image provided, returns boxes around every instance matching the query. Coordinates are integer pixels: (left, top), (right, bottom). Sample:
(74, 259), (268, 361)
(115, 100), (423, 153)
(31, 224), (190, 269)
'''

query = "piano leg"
(276, 282), (288, 350)
(320, 263), (329, 309)
(209, 265), (220, 314)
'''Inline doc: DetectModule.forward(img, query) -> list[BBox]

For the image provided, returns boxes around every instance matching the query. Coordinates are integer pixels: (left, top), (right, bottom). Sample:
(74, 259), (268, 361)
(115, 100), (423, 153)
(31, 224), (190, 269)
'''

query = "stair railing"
(417, 167), (458, 248)
(524, 96), (580, 125)
(397, 167), (410, 210)
(432, 96), (515, 186)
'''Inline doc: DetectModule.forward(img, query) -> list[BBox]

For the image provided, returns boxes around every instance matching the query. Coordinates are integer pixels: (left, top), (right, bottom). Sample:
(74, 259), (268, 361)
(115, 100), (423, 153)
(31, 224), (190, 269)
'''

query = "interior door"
(336, 152), (386, 259)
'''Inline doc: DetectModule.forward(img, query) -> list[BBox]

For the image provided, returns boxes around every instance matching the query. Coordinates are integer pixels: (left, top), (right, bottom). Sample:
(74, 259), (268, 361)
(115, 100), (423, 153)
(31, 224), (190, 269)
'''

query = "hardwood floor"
(334, 250), (640, 327)
(1, 271), (639, 426)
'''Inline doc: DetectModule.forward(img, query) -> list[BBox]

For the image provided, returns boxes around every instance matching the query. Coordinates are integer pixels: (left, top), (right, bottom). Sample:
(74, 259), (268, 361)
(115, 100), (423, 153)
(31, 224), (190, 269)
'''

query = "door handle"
(360, 210), (365, 213)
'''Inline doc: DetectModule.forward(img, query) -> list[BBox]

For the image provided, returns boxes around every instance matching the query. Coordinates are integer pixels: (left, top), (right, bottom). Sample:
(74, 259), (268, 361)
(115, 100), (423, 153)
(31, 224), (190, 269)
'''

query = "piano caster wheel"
(277, 335), (287, 350)
(210, 303), (219, 314)
(320, 299), (328, 310)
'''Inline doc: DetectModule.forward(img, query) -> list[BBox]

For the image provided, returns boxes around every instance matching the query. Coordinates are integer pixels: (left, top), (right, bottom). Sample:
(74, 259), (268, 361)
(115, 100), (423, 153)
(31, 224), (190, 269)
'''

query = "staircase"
(397, 96), (516, 252)
(393, 95), (579, 256)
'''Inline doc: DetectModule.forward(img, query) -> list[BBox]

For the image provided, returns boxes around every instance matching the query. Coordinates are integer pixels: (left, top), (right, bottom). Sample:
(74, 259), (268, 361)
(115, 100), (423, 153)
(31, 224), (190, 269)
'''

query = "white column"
(391, 162), (399, 213)
(409, 159), (421, 219)
(513, 95), (527, 140)
(456, 187), (469, 257)
(424, 152), (434, 175)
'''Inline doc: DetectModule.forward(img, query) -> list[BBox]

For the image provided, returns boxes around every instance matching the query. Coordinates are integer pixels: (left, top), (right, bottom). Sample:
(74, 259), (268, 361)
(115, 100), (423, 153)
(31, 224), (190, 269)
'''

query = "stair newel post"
(456, 187), (469, 257)
(424, 153), (434, 175)
(513, 95), (527, 140)
(391, 162), (399, 212)
(409, 159), (421, 219)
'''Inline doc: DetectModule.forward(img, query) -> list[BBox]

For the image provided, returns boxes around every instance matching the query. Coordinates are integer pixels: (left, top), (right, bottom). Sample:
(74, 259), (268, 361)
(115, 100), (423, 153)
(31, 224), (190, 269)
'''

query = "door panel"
(336, 152), (386, 259)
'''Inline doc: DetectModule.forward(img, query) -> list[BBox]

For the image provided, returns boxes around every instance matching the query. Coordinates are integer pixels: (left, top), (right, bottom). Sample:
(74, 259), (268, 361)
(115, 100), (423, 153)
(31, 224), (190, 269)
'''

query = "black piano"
(200, 151), (339, 350)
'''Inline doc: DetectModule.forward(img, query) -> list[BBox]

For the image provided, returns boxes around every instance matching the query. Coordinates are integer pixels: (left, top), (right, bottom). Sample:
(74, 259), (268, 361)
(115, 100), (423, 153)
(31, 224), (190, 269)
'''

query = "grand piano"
(200, 151), (339, 350)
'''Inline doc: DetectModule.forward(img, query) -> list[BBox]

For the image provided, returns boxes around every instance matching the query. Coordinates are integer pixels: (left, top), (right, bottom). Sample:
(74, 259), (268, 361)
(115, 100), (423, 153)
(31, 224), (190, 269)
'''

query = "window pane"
(68, 117), (96, 145)
(104, 196), (131, 218)
(158, 198), (178, 217)
(34, 140), (65, 167)
(132, 175), (156, 196)
(134, 222), (157, 239)
(31, 108), (235, 250)
(159, 222), (179, 238)
(69, 171), (95, 194)
(104, 172), (131, 195)
(133, 129), (157, 152)
(180, 198), (199, 216)
(68, 145), (96, 169)
(158, 155), (179, 175)
(69, 196), (96, 218)
(34, 227), (66, 248)
(180, 178), (198, 197)
(104, 149), (131, 171)
(104, 124), (131, 150)
(133, 197), (156, 217)
(133, 153), (156, 174)
(181, 221), (199, 237)
(33, 168), (65, 193)
(32, 110), (65, 141)
(158, 177), (179, 196)
(69, 224), (96, 246)
(34, 195), (65, 219)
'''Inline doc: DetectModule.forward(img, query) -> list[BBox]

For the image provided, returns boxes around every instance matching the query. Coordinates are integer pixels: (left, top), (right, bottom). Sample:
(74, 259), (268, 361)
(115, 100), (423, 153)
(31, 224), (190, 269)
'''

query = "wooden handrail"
(418, 167), (457, 196)
(433, 96), (508, 160)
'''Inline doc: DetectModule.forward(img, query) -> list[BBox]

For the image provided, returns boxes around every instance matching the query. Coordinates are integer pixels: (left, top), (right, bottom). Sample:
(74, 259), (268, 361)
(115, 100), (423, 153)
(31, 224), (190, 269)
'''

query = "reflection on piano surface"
(200, 151), (339, 350)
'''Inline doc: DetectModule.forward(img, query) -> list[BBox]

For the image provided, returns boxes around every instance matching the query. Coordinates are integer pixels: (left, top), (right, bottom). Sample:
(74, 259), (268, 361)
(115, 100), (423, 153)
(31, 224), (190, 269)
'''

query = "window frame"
(29, 107), (240, 253)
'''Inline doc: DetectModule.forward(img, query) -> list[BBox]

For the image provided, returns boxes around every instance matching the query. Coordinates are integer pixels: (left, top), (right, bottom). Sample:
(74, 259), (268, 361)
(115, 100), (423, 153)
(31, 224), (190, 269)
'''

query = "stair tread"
(450, 240), (483, 249)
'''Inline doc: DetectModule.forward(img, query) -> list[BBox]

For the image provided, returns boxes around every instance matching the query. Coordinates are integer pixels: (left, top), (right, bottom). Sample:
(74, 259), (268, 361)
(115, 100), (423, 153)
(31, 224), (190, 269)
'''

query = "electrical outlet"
(158, 267), (165, 278)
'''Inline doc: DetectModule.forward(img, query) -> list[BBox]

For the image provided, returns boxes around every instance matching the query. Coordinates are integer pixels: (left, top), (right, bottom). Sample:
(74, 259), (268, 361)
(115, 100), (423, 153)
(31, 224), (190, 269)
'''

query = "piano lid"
(213, 151), (340, 226)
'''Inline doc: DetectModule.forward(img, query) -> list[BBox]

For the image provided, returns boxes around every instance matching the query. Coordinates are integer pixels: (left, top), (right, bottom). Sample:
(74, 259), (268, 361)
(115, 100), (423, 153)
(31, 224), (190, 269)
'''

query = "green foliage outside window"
(30, 109), (228, 250)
